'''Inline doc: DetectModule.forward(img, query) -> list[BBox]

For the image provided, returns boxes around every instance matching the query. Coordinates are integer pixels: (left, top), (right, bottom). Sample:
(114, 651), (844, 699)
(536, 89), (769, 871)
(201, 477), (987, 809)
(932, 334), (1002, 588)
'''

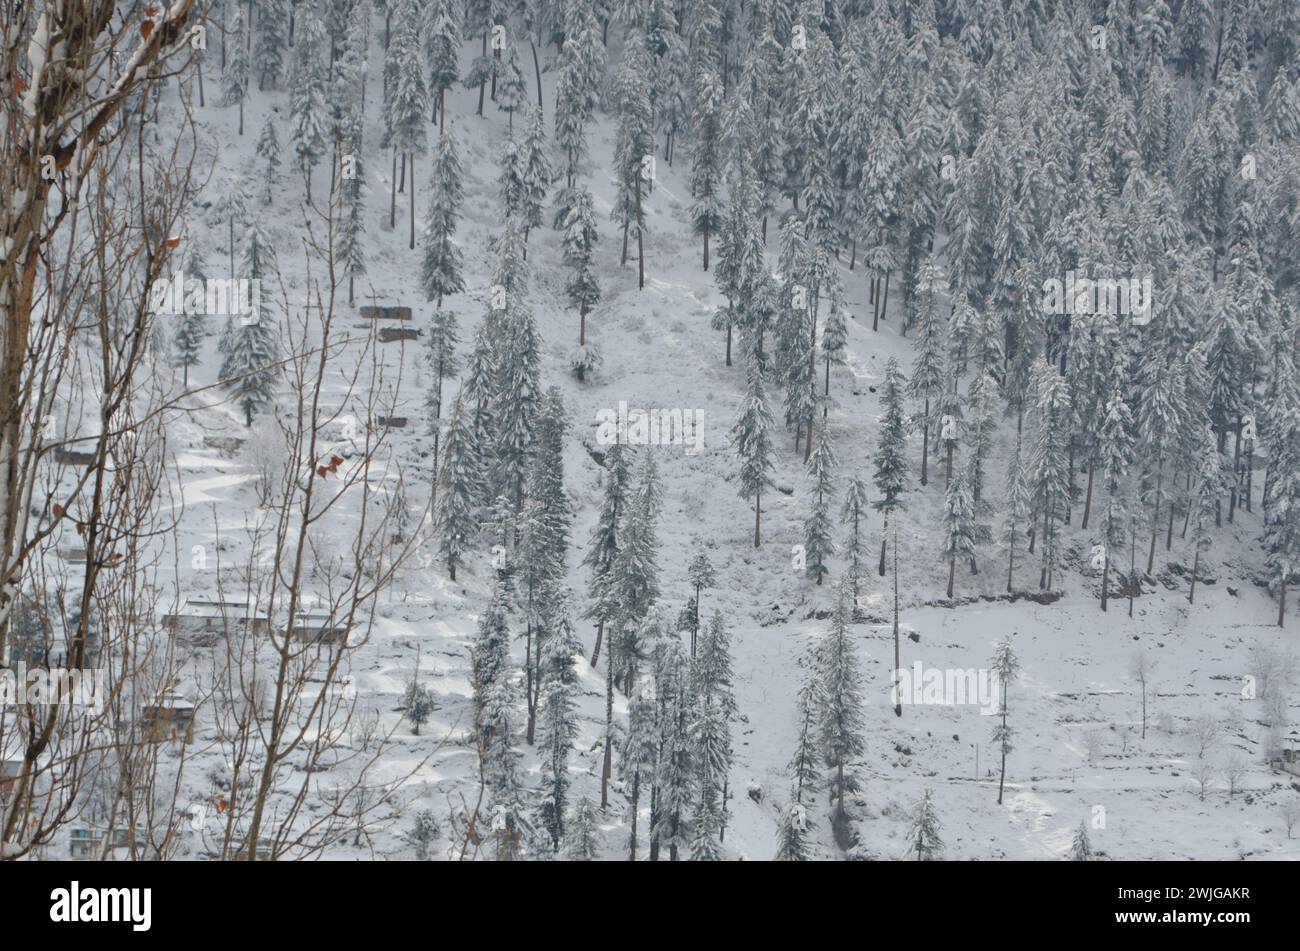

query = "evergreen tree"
(803, 417), (837, 584)
(873, 358), (909, 576)
(650, 630), (694, 861)
(816, 584), (866, 824)
(991, 637), (1020, 805)
(1027, 358), (1073, 590)
(171, 308), (205, 388)
(434, 388), (480, 581)
(841, 475), (870, 605)
(517, 105), (552, 250)
(610, 28), (654, 289)
(537, 584), (582, 849)
(420, 132), (466, 308)
(691, 611), (736, 851)
(219, 227), (280, 425)
(733, 358), (776, 547)
(685, 551), (716, 658)
(689, 69), (724, 270)
(389, 0), (429, 249)
(907, 258), (947, 486)
(425, 0), (460, 131)
(562, 796), (602, 860)
(254, 0), (290, 90)
(561, 187), (601, 377)
(583, 443), (631, 668)
(774, 801), (811, 860)
(941, 466), (977, 598)
(905, 788), (943, 860)
(423, 306), (460, 500)
(289, 0), (329, 198)
(1069, 820), (1094, 860)
(223, 6), (251, 135)
(254, 117), (282, 207)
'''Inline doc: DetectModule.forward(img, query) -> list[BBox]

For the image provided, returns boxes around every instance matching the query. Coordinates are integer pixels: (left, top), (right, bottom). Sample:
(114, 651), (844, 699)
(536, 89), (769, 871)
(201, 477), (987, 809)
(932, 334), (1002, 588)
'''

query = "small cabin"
(58, 546), (88, 564)
(376, 326), (420, 343)
(141, 695), (196, 743)
(69, 827), (133, 859)
(162, 598), (270, 643)
(375, 416), (408, 428)
(234, 837), (275, 861)
(291, 610), (350, 645)
(1277, 730), (1300, 778)
(52, 448), (97, 467)
(358, 305), (412, 321)
(203, 434), (246, 454)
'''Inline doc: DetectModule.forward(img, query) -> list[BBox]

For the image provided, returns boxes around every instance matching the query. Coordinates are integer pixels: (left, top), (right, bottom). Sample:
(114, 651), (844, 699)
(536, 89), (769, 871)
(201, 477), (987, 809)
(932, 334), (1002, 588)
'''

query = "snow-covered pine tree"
(816, 582), (866, 825)
(496, 41), (530, 127)
(840, 475), (870, 605)
(907, 257), (947, 486)
(254, 0), (290, 90)
(873, 358), (909, 576)
(689, 68), (724, 271)
(609, 28), (654, 289)
(519, 389), (572, 742)
(562, 797), (602, 860)
(1262, 319), (1300, 626)
(218, 227), (280, 426)
(222, 6), (250, 135)
(650, 630), (694, 861)
(560, 186), (601, 377)
(621, 688), (659, 859)
(1097, 372), (1135, 612)
(1187, 422), (1232, 605)
(691, 610), (736, 849)
(712, 143), (764, 367)
(552, 0), (604, 195)
(254, 117), (282, 207)
(904, 788), (943, 860)
(420, 131), (466, 309)
(803, 417), (837, 584)
(536, 583), (581, 850)
(289, 0), (329, 200)
(940, 466), (977, 598)
(819, 288), (848, 412)
(774, 794), (813, 860)
(583, 442), (630, 668)
(390, 0), (429, 249)
(434, 387), (480, 581)
(517, 106), (552, 253)
(789, 646), (822, 807)
(733, 357), (776, 547)
(478, 600), (531, 861)
(425, 0), (460, 131)
(685, 551), (716, 658)
(1027, 358), (1073, 590)
(488, 299), (540, 512)
(991, 637), (1020, 805)
(423, 306), (460, 502)
(1069, 820), (1094, 860)
(171, 307), (205, 388)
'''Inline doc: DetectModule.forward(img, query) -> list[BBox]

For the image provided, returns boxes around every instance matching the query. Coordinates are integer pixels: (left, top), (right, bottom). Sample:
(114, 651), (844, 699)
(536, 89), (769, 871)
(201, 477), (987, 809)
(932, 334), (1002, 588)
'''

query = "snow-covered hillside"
(3, 0), (1299, 863)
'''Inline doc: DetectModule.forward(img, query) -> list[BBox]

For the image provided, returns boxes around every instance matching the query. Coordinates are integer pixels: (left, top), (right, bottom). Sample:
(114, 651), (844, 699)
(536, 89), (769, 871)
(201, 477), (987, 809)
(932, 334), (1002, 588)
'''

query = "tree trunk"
(752, 489), (761, 547)
(389, 148), (397, 229)
(1080, 463), (1094, 529)
(947, 556), (955, 598)
(601, 662), (613, 808)
(1100, 552), (1110, 612)
(591, 619), (604, 668)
